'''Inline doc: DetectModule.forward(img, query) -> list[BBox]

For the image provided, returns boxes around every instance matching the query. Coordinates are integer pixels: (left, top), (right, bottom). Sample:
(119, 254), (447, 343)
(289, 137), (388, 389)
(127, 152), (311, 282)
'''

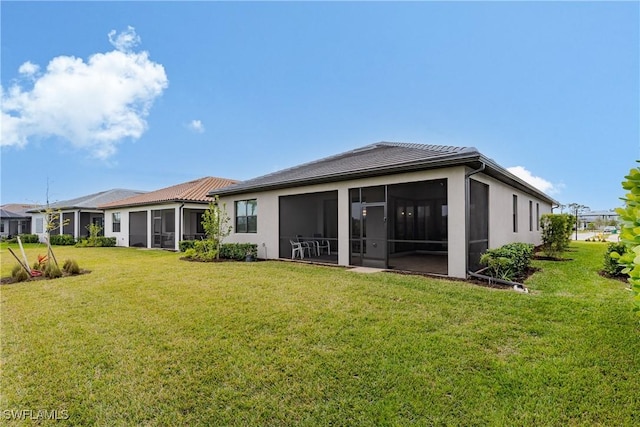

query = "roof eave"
(478, 155), (558, 205)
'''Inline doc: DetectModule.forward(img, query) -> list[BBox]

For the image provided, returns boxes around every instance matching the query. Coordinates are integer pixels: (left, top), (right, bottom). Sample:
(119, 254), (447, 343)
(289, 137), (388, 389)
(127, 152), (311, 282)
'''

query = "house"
(28, 189), (145, 242)
(210, 142), (557, 279)
(0, 204), (35, 239)
(100, 177), (238, 251)
(577, 210), (619, 230)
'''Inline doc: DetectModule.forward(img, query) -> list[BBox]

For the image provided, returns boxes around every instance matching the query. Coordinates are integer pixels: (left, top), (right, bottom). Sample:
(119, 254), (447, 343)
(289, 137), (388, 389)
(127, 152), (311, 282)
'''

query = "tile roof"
(27, 189), (146, 212)
(211, 142), (479, 196)
(99, 177), (238, 209)
(0, 208), (28, 219)
(0, 204), (37, 217)
(209, 141), (557, 205)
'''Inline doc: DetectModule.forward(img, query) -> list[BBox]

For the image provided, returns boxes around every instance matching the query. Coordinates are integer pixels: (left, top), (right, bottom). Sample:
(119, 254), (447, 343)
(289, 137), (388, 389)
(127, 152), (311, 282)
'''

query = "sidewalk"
(573, 231), (620, 242)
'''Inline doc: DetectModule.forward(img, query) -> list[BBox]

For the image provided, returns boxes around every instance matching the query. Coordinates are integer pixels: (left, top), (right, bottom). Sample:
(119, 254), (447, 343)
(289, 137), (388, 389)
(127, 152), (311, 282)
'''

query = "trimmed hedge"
(182, 242), (258, 261)
(76, 237), (116, 247)
(49, 234), (76, 246)
(17, 234), (39, 243)
(479, 242), (534, 282)
(220, 243), (258, 261)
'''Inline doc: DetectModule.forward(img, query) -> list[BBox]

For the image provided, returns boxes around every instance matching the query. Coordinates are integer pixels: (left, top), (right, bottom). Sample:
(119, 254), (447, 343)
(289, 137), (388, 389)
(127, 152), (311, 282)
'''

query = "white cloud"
(507, 166), (559, 195)
(188, 119), (205, 133)
(1, 27), (168, 159)
(108, 26), (141, 53)
(18, 61), (39, 76)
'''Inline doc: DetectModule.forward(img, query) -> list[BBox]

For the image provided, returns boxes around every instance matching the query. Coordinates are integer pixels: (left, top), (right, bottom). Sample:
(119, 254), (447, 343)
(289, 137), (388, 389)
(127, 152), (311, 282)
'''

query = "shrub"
(614, 162), (640, 314)
(96, 237), (116, 247)
(43, 263), (62, 279)
(11, 265), (29, 282)
(62, 259), (80, 275)
(219, 243), (258, 261)
(183, 248), (197, 259)
(76, 236), (116, 247)
(479, 242), (534, 282)
(539, 214), (573, 258)
(49, 234), (76, 246)
(18, 234), (40, 243)
(179, 240), (196, 252)
(182, 242), (258, 262)
(603, 243), (627, 277)
(85, 222), (102, 246)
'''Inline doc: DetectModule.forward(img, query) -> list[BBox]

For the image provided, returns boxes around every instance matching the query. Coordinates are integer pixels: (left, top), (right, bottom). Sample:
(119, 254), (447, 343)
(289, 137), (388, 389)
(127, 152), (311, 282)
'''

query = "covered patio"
(278, 191), (338, 264)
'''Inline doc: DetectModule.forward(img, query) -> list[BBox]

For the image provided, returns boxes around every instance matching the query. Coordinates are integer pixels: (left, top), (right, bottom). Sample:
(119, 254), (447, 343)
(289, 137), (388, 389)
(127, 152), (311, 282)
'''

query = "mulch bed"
(598, 271), (629, 283)
(1, 270), (91, 285)
(533, 255), (573, 261)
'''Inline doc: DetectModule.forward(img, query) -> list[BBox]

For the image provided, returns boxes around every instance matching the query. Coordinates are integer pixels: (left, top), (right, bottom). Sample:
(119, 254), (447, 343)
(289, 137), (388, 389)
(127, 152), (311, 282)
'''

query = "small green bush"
(11, 265), (29, 282)
(18, 234), (40, 243)
(49, 234), (76, 246)
(44, 263), (63, 279)
(183, 248), (197, 259)
(219, 243), (258, 261)
(62, 259), (80, 275)
(76, 236), (116, 247)
(179, 240), (196, 252)
(603, 243), (627, 277)
(479, 242), (534, 282)
(182, 242), (258, 261)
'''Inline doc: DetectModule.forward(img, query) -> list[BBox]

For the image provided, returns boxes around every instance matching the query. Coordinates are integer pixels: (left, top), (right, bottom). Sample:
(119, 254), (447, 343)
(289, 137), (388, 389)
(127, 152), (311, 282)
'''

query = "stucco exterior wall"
(469, 173), (553, 249)
(219, 166), (470, 277)
(103, 202), (207, 251)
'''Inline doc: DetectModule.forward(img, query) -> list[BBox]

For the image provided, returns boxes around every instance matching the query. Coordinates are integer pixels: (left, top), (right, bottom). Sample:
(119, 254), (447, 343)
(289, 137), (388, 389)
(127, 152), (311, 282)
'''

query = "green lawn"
(1, 242), (638, 426)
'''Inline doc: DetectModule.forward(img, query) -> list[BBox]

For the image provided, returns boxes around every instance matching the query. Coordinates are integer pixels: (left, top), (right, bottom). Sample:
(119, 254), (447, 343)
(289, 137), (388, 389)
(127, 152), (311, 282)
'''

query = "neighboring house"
(0, 204), (35, 238)
(210, 142), (557, 279)
(577, 210), (619, 230)
(28, 189), (145, 242)
(99, 177), (238, 251)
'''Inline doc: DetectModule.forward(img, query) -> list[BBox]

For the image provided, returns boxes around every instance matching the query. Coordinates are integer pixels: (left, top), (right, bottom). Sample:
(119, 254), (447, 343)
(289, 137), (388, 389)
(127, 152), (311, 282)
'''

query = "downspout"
(77, 209), (81, 240)
(464, 163), (529, 293)
(467, 269), (528, 292)
(178, 203), (184, 251)
(464, 161), (485, 277)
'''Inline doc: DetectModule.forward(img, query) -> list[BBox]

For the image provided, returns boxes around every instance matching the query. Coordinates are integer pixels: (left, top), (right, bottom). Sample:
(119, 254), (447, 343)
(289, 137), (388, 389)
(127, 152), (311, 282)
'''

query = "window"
(529, 200), (533, 232)
(112, 212), (121, 233)
(512, 195), (518, 233)
(0, 222), (4, 233)
(536, 203), (540, 231)
(236, 199), (257, 233)
(36, 218), (44, 233)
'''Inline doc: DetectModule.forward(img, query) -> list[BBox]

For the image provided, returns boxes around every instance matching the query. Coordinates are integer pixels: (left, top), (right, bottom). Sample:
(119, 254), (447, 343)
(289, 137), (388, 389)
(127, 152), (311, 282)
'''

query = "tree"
(201, 196), (232, 260)
(567, 203), (589, 240)
(613, 162), (640, 315)
(540, 213), (573, 258)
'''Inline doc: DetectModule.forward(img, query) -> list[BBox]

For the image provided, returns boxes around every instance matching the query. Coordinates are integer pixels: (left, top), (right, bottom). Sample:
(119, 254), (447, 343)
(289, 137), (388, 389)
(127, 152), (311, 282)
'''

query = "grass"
(1, 242), (639, 425)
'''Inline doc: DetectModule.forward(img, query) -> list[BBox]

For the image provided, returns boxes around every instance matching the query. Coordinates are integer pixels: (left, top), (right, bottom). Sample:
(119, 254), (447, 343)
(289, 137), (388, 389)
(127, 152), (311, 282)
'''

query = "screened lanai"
(350, 179), (449, 275)
(278, 191), (338, 263)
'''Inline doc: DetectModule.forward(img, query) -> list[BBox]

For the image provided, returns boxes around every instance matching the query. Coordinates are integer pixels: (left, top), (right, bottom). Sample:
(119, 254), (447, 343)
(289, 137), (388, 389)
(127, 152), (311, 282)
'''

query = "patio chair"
(313, 233), (331, 255)
(290, 240), (305, 259)
(296, 235), (317, 257)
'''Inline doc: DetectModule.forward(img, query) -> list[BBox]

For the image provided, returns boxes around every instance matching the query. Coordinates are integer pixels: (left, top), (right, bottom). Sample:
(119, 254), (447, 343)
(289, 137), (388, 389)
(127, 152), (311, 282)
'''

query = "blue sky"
(1, 1), (638, 211)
